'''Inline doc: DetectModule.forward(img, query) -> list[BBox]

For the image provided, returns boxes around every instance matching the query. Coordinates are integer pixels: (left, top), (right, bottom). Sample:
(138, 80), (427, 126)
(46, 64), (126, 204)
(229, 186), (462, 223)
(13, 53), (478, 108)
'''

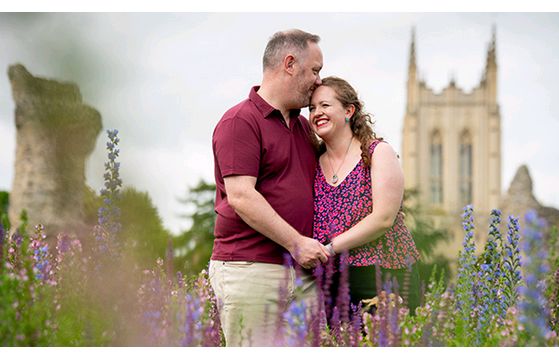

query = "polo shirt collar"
(249, 86), (301, 119)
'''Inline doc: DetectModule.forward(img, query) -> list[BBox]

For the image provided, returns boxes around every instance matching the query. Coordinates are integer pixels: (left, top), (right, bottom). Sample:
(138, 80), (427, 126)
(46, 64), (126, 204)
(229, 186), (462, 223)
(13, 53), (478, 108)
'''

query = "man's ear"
(283, 54), (296, 75)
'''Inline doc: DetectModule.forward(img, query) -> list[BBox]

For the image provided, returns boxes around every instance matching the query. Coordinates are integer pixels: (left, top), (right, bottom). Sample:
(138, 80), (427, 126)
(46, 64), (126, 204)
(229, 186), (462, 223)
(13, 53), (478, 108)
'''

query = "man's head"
(262, 29), (323, 109)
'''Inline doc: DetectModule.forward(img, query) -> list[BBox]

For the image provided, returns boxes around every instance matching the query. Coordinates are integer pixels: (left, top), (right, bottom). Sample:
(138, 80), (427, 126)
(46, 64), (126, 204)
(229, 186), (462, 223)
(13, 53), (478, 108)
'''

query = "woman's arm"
(328, 142), (404, 254)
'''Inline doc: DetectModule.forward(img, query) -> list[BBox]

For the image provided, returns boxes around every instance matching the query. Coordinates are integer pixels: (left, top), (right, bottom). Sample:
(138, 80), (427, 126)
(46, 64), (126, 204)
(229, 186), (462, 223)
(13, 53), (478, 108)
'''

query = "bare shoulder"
(372, 141), (399, 160)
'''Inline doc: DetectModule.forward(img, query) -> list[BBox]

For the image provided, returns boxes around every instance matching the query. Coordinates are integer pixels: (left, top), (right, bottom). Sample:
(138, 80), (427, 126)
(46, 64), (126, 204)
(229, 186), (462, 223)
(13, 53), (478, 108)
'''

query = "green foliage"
(116, 187), (172, 266)
(175, 180), (216, 275)
(0, 191), (8, 214)
(0, 227), (54, 345)
(83, 185), (171, 267)
(400, 266), (452, 346)
(403, 189), (449, 258)
(83, 185), (103, 226)
(402, 189), (452, 291)
(51, 235), (115, 346)
(0, 191), (9, 230)
(546, 226), (559, 333)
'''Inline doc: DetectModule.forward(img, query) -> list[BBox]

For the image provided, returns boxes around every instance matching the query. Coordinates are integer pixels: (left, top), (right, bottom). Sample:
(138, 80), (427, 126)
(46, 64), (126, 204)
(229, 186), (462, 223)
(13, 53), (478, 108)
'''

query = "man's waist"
(210, 252), (289, 266)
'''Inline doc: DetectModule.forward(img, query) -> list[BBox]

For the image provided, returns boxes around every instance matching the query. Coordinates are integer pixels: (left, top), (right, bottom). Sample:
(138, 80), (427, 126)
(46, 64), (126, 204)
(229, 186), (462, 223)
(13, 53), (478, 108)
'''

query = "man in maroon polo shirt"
(209, 29), (330, 346)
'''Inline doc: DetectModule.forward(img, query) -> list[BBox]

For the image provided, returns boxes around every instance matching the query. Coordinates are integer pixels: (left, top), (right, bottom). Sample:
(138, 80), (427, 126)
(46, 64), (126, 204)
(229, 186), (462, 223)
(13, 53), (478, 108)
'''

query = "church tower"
(401, 27), (502, 263)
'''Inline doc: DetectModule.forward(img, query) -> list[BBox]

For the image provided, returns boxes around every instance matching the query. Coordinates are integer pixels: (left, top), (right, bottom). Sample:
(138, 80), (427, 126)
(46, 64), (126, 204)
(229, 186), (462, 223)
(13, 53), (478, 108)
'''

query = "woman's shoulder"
(367, 137), (387, 152)
(367, 139), (399, 160)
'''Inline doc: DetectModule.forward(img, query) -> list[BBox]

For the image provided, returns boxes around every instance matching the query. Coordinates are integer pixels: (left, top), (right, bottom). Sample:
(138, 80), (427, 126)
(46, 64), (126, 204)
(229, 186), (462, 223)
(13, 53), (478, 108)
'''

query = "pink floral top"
(313, 140), (420, 269)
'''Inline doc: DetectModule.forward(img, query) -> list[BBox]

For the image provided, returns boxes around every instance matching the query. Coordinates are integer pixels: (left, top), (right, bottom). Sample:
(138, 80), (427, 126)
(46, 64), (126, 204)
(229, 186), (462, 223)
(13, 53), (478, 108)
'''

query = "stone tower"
(7, 64), (102, 237)
(401, 28), (502, 262)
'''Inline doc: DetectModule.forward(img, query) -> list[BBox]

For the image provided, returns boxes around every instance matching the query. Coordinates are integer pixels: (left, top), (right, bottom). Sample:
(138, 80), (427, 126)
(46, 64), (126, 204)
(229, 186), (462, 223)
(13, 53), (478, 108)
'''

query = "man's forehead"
(306, 42), (323, 63)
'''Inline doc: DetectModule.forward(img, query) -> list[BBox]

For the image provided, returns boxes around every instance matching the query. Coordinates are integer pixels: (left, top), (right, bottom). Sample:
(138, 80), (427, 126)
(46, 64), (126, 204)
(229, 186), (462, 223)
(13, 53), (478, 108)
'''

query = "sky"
(1, 11), (558, 235)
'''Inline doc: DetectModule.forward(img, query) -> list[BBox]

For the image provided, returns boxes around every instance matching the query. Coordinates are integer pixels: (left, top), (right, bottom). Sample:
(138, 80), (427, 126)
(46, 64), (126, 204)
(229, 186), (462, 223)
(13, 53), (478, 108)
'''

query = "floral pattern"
(313, 140), (420, 269)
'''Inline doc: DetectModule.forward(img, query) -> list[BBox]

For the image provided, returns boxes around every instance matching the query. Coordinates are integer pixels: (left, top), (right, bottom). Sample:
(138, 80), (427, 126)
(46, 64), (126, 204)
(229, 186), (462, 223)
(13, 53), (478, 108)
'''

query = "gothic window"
(430, 130), (443, 205)
(460, 130), (473, 205)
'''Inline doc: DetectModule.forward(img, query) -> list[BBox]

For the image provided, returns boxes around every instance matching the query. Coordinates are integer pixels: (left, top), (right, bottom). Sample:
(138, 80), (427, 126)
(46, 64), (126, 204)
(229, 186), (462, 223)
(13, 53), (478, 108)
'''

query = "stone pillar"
(7, 64), (102, 236)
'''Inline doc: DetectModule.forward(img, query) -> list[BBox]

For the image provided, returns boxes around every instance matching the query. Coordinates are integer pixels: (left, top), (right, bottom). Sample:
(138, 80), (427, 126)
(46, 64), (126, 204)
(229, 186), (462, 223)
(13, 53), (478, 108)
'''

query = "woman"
(309, 76), (421, 314)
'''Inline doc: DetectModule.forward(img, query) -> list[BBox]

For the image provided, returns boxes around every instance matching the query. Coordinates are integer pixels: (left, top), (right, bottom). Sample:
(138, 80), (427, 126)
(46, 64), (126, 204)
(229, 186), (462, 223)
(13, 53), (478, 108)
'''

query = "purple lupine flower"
(322, 257), (336, 319)
(456, 205), (477, 309)
(284, 299), (308, 346)
(202, 285), (222, 346)
(336, 251), (351, 325)
(12, 229), (23, 247)
(165, 239), (174, 279)
(274, 254), (294, 344)
(502, 216), (522, 310)
(387, 283), (402, 346)
(311, 264), (326, 346)
(96, 129), (123, 257)
(0, 222), (5, 245)
(518, 210), (553, 345)
(176, 271), (184, 289)
(194, 269), (218, 336)
(322, 223), (337, 320)
(377, 292), (389, 347)
(56, 233), (71, 255)
(30, 225), (53, 284)
(182, 293), (204, 346)
(474, 209), (507, 344)
(349, 303), (362, 347)
(0, 222), (5, 264)
(454, 205), (477, 344)
(330, 306), (342, 345)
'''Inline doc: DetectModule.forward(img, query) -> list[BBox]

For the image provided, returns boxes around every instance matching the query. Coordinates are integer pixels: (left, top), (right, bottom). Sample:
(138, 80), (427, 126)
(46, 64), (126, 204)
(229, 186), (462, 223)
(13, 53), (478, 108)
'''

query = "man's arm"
(224, 175), (329, 268)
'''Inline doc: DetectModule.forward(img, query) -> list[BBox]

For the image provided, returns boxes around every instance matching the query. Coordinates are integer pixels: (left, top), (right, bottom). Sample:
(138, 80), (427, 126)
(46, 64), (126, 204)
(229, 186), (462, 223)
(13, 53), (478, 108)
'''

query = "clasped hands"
(290, 236), (334, 270)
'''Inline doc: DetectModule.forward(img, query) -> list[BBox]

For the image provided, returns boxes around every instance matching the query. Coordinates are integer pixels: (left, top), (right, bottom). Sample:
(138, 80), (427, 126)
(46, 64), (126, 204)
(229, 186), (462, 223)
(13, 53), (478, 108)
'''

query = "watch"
(325, 242), (336, 256)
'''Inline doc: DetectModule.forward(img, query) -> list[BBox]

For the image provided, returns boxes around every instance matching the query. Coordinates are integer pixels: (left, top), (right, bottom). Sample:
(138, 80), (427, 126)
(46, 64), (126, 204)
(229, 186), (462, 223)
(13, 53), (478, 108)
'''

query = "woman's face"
(309, 85), (349, 139)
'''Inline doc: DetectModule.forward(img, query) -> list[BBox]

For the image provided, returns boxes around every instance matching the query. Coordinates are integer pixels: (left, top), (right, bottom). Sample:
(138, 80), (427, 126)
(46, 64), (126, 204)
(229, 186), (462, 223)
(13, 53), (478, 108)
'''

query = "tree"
(117, 188), (172, 266)
(83, 185), (172, 267)
(174, 180), (216, 275)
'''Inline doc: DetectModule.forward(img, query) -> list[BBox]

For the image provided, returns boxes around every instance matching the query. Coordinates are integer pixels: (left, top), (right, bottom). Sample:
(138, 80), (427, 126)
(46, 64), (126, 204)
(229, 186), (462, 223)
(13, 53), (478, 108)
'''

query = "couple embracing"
(209, 29), (420, 346)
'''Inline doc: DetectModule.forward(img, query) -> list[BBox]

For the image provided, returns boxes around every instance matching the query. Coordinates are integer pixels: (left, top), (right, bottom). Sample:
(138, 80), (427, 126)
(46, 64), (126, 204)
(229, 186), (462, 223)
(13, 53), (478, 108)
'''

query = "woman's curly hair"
(310, 76), (380, 167)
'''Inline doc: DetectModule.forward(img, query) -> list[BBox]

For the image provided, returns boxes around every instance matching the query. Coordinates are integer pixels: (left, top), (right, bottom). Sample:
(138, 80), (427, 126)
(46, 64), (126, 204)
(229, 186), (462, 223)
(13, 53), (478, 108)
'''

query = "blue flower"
(517, 210), (552, 345)
(96, 129), (123, 257)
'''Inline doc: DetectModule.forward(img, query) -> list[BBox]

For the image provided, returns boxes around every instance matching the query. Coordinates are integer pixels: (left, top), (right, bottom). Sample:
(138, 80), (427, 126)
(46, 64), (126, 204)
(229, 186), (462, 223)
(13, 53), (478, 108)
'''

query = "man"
(209, 29), (330, 346)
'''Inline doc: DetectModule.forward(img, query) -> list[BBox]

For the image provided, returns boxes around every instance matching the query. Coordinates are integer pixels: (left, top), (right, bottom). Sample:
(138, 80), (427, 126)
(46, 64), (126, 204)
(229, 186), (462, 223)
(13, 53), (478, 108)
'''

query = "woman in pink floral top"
(309, 76), (420, 313)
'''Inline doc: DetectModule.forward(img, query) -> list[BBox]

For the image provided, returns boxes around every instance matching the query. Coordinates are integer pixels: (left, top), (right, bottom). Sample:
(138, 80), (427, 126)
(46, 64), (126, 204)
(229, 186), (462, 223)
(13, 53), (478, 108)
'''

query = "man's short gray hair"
(262, 29), (320, 71)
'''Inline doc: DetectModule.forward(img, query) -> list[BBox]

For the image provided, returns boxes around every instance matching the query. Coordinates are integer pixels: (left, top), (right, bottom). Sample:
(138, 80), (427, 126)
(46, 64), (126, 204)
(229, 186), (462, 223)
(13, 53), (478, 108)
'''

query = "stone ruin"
(500, 164), (559, 232)
(7, 64), (102, 237)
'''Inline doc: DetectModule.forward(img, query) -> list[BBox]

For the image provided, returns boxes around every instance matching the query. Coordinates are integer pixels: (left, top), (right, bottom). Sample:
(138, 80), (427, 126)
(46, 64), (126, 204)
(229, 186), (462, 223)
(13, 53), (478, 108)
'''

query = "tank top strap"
(368, 138), (384, 157)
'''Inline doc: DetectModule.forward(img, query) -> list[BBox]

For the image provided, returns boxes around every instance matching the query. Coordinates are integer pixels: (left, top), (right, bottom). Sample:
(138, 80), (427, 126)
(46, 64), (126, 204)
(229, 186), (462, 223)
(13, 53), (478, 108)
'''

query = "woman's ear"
(345, 104), (356, 119)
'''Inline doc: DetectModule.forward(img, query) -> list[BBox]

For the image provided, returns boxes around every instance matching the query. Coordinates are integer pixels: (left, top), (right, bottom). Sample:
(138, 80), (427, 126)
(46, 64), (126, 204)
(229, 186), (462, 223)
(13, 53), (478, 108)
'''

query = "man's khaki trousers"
(208, 260), (318, 346)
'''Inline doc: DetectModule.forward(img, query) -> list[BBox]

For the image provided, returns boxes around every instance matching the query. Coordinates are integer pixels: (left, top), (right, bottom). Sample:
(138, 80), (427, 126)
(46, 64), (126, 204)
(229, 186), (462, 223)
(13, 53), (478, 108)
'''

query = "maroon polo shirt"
(211, 86), (317, 264)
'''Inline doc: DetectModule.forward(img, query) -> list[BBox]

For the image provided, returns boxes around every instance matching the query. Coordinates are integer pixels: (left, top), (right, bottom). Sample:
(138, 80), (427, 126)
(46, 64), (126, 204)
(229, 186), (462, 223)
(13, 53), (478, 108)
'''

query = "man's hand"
(289, 236), (330, 269)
